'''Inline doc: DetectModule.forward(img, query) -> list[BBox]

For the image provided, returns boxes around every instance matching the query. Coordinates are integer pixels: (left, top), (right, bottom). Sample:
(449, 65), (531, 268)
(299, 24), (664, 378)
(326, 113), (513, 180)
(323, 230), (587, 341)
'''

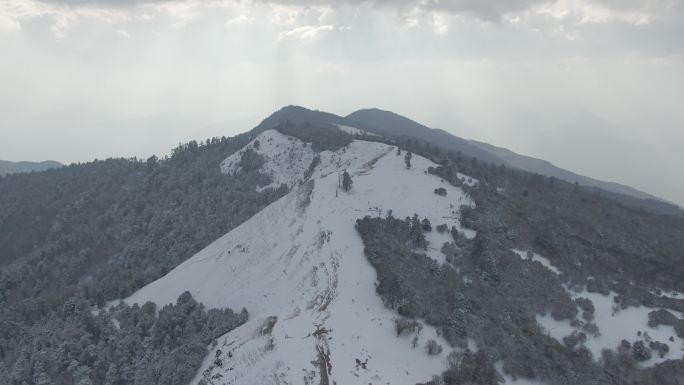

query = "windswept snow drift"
(512, 249), (561, 275)
(125, 129), (475, 384)
(334, 124), (379, 137)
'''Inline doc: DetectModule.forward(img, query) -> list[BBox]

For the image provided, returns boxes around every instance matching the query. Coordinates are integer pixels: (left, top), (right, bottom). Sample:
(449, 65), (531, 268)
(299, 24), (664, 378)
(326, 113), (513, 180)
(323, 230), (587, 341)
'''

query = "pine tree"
(342, 171), (353, 192)
(405, 151), (412, 169)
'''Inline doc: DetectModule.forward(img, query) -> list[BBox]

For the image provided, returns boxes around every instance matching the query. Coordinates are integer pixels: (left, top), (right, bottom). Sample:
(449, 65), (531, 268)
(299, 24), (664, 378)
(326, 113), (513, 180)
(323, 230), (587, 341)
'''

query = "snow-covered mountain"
(117, 123), (684, 385)
(124, 129), (476, 384)
(3, 108), (684, 385)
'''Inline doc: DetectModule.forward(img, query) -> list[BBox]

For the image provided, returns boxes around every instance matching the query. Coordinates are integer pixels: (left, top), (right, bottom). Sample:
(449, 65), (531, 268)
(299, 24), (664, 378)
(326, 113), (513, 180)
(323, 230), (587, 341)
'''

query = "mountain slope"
(0, 160), (62, 176)
(346, 108), (503, 165)
(469, 140), (663, 202)
(120, 126), (684, 384)
(344, 108), (680, 214)
(3, 110), (684, 384)
(124, 129), (476, 384)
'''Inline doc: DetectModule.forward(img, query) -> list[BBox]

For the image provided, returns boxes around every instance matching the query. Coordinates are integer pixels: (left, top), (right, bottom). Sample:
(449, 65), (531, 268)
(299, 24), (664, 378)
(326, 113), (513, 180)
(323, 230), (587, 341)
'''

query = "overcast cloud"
(1, 0), (683, 205)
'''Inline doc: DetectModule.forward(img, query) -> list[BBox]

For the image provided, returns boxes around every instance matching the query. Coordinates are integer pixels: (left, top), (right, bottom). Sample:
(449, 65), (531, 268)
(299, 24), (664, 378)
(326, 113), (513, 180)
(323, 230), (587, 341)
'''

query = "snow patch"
(653, 289), (683, 300)
(335, 124), (379, 137)
(537, 289), (684, 366)
(220, 130), (316, 191)
(496, 362), (546, 385)
(512, 249), (561, 275)
(457, 172), (478, 187)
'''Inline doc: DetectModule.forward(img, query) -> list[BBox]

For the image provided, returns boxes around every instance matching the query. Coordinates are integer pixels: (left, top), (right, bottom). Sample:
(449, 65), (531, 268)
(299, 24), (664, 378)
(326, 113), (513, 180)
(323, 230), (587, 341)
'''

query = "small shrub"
(425, 339), (443, 356)
(632, 340), (652, 361)
(649, 341), (669, 358)
(395, 317), (423, 337)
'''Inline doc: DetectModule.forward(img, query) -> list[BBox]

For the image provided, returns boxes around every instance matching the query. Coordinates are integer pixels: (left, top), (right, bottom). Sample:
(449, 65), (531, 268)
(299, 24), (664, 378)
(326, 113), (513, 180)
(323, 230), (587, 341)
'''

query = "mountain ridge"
(255, 105), (680, 215)
(0, 159), (62, 176)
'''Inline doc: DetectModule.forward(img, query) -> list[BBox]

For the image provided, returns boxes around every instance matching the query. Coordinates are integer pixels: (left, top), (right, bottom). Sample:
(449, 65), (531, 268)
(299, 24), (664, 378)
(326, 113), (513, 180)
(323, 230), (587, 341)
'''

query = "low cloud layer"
(16, 0), (683, 22)
(1, 0), (683, 206)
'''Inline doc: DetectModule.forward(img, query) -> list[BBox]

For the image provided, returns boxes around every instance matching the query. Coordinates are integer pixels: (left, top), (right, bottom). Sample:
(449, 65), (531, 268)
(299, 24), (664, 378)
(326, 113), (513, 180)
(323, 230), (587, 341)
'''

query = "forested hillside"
(356, 136), (684, 384)
(0, 133), (286, 384)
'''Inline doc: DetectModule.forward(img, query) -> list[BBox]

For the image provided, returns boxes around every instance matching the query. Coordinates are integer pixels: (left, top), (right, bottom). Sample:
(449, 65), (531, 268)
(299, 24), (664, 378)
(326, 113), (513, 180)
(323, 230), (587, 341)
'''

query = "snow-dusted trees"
(409, 214), (427, 249)
(0, 133), (286, 382)
(342, 170), (353, 192)
(425, 339), (443, 356)
(421, 218), (432, 232)
(239, 147), (265, 172)
(405, 151), (412, 169)
(1, 292), (246, 385)
(275, 121), (351, 151)
(304, 154), (321, 180)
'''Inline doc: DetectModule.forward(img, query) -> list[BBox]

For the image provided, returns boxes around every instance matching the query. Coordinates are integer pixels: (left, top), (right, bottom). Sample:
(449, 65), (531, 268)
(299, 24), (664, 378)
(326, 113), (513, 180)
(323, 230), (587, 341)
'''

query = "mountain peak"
(255, 105), (347, 132)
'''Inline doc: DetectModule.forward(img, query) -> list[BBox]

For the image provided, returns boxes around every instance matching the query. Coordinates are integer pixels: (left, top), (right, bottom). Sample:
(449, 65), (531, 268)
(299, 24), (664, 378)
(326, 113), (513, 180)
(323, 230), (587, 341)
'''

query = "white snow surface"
(125, 130), (476, 385)
(537, 289), (684, 366)
(456, 172), (478, 187)
(511, 249), (561, 275)
(335, 124), (379, 137)
(495, 362), (546, 385)
(653, 289), (683, 300)
(220, 130), (316, 192)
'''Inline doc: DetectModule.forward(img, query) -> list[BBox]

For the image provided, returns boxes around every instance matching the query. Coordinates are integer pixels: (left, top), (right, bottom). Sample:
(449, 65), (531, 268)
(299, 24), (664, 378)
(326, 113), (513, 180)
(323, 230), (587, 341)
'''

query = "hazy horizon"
(1, 0), (683, 206)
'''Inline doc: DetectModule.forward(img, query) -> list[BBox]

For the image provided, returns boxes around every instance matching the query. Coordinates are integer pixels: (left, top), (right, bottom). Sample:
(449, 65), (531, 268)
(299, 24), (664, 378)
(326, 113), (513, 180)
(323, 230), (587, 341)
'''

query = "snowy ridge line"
(124, 129), (477, 384)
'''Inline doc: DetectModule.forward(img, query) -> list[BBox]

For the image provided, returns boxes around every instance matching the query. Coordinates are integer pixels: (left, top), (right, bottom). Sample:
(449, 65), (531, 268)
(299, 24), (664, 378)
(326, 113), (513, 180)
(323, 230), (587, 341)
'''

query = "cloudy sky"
(1, 0), (683, 205)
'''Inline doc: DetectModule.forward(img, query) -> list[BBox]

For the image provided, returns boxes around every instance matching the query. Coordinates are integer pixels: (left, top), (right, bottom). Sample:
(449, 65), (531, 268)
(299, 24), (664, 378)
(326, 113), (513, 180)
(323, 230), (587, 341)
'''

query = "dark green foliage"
(342, 170), (353, 192)
(434, 187), (447, 196)
(2, 292), (245, 385)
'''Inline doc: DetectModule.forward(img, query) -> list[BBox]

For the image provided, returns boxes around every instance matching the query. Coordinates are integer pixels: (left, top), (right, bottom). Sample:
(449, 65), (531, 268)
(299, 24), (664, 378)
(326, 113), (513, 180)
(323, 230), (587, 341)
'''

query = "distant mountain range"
(256, 105), (682, 216)
(0, 160), (62, 176)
